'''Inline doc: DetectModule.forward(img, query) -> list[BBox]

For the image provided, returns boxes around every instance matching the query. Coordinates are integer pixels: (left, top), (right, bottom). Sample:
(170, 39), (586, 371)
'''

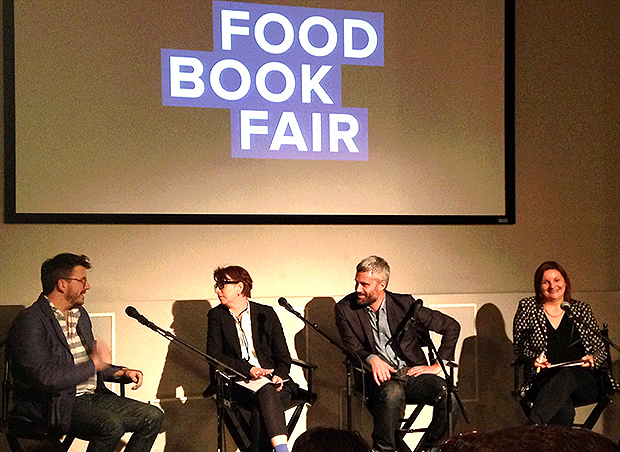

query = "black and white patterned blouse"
(513, 296), (615, 395)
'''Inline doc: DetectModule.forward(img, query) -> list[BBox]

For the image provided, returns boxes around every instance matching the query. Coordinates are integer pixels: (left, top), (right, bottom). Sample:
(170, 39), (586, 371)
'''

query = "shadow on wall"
(295, 298), (344, 428)
(0, 305), (26, 393)
(602, 359), (620, 441)
(454, 303), (525, 434)
(0, 304), (25, 343)
(155, 300), (222, 452)
(1, 305), (26, 452)
(294, 297), (373, 439)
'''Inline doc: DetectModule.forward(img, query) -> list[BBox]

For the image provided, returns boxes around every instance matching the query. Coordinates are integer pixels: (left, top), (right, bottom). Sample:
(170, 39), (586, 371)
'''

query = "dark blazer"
(513, 296), (616, 394)
(7, 294), (122, 433)
(335, 291), (460, 366)
(207, 301), (292, 380)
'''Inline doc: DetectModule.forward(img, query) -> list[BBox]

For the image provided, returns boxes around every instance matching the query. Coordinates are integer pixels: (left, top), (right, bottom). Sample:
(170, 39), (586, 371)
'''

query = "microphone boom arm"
(278, 298), (370, 372)
(125, 306), (246, 380)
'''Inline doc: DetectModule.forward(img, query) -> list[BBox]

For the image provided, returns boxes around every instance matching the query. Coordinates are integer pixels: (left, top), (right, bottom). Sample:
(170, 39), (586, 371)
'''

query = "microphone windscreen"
(125, 305), (139, 318)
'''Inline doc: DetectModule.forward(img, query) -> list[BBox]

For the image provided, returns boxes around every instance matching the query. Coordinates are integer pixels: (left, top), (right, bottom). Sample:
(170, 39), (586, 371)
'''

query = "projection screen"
(3, 0), (515, 224)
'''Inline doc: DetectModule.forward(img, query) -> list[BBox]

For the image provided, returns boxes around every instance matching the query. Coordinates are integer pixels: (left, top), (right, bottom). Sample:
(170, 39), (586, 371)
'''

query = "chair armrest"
(344, 357), (368, 373)
(511, 355), (532, 401)
(511, 355), (529, 367)
(103, 374), (134, 397)
(104, 374), (134, 385)
(291, 358), (317, 370)
(290, 359), (317, 405)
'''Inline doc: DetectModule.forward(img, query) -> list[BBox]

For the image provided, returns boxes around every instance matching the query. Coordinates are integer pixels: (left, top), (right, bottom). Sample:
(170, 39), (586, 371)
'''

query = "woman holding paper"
(513, 261), (608, 426)
(207, 265), (293, 452)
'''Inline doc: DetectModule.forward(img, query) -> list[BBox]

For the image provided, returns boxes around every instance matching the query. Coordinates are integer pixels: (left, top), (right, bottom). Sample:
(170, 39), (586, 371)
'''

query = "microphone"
(560, 301), (572, 317)
(387, 298), (423, 346)
(278, 297), (295, 313)
(125, 306), (155, 328)
(409, 298), (423, 323)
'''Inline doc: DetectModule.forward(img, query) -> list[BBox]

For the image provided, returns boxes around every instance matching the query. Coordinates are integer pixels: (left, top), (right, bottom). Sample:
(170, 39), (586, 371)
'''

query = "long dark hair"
(534, 261), (572, 304)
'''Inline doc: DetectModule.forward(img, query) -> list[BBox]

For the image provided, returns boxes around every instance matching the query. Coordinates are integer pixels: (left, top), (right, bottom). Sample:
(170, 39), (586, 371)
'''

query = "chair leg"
(396, 429), (430, 452)
(6, 434), (69, 452)
(396, 404), (427, 452)
(61, 435), (76, 451)
(286, 403), (305, 438)
(224, 406), (253, 452)
(412, 430), (430, 452)
(582, 400), (610, 430)
(6, 434), (26, 452)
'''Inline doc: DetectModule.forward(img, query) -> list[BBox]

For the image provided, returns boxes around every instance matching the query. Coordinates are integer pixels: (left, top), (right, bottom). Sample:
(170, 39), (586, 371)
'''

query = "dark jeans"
(68, 392), (164, 452)
(232, 381), (294, 452)
(527, 367), (599, 426)
(367, 372), (448, 451)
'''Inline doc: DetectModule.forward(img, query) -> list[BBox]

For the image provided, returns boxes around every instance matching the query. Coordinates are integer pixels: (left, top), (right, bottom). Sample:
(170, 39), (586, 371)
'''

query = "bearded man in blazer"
(7, 253), (164, 452)
(335, 256), (460, 452)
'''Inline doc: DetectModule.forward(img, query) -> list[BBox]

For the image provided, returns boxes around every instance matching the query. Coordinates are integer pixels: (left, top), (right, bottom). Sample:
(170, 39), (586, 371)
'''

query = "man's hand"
(91, 341), (111, 372)
(369, 355), (395, 385)
(407, 363), (441, 377)
(115, 368), (144, 390)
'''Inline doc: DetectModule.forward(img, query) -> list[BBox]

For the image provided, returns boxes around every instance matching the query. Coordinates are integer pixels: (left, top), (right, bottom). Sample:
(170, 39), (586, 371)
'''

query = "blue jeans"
(367, 373), (448, 451)
(68, 392), (164, 452)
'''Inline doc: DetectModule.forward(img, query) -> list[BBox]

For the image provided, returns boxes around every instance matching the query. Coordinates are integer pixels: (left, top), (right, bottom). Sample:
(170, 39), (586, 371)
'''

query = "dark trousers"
(367, 373), (448, 451)
(68, 392), (164, 452)
(232, 381), (294, 452)
(527, 367), (599, 426)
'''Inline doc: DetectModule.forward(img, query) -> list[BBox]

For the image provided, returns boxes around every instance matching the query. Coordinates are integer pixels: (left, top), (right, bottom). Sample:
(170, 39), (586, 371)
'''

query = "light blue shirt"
(366, 297), (407, 369)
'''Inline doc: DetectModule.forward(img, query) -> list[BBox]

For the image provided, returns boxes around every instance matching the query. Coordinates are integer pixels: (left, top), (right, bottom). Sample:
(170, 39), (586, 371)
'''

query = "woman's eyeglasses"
(214, 280), (240, 290)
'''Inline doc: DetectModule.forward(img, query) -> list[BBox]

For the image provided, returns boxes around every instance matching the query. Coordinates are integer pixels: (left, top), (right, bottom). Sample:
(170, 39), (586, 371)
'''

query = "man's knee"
(97, 416), (125, 441)
(377, 381), (406, 407)
(432, 379), (448, 405)
(141, 404), (164, 433)
(411, 374), (447, 405)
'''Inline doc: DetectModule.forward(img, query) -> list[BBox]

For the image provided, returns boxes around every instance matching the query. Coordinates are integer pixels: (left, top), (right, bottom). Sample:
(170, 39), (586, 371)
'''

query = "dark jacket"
(7, 294), (122, 433)
(335, 291), (460, 366)
(513, 296), (615, 395)
(206, 301), (292, 380)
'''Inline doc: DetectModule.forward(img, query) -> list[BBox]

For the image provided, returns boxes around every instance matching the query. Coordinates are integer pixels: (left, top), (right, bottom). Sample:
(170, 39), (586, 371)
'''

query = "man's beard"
(357, 292), (377, 306)
(66, 289), (85, 308)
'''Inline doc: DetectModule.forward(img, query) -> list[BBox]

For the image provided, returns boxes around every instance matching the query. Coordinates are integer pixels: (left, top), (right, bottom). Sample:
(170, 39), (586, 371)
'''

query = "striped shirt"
(49, 300), (97, 396)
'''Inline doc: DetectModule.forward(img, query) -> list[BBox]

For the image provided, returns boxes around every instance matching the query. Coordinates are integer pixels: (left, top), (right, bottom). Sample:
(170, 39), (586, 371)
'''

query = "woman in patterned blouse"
(513, 261), (607, 426)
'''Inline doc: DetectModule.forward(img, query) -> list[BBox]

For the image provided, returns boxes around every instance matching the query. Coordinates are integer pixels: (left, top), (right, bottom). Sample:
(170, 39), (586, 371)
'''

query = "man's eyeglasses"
(64, 277), (88, 286)
(214, 280), (240, 290)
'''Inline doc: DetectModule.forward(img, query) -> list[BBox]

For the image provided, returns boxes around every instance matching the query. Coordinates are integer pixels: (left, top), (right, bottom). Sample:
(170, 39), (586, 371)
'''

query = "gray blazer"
(8, 294), (122, 432)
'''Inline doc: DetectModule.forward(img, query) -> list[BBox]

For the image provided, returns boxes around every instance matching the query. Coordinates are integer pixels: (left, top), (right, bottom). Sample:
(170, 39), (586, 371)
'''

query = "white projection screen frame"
(3, 0), (515, 225)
